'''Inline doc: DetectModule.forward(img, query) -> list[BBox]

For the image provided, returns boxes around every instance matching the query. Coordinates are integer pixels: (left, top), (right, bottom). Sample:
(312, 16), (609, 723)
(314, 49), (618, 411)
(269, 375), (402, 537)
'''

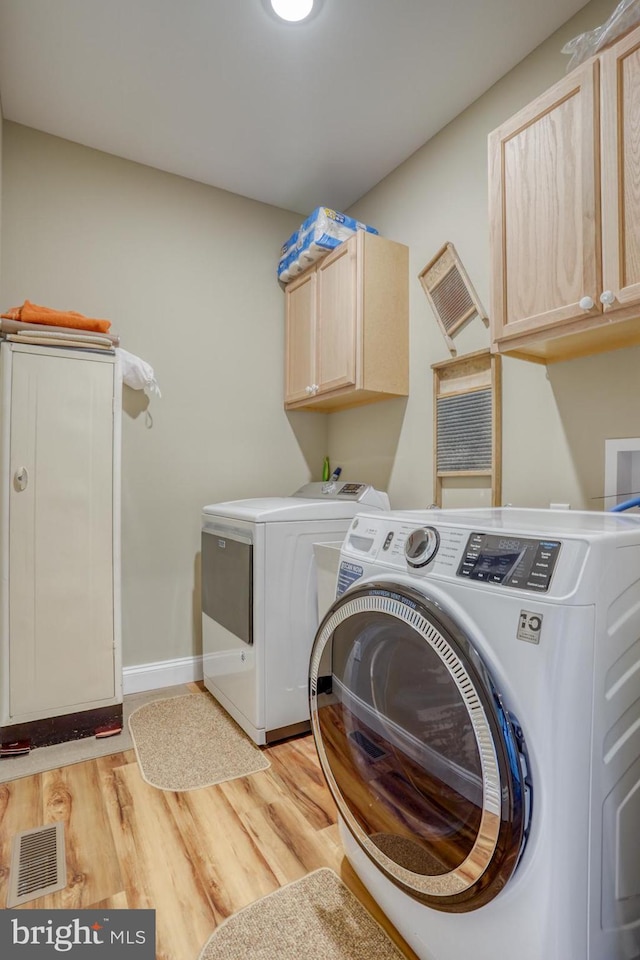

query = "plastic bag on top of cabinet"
(116, 348), (161, 398)
(561, 0), (640, 71)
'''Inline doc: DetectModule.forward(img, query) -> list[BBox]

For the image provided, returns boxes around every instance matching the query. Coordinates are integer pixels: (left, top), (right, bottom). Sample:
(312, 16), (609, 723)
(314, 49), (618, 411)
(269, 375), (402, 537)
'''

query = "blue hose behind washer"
(610, 496), (640, 512)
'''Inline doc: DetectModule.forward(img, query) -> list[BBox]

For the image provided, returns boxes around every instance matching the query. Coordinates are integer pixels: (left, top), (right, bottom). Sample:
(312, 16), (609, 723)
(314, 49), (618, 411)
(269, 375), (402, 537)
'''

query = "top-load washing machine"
(201, 481), (389, 745)
(309, 507), (640, 960)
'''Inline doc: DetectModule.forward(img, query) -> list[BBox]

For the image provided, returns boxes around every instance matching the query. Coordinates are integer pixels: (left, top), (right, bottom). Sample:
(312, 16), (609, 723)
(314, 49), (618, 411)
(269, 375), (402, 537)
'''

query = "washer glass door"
(310, 581), (530, 912)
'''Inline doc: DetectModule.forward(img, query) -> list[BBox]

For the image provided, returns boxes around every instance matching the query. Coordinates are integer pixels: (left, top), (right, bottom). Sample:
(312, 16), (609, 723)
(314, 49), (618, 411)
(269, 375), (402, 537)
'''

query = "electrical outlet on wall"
(604, 438), (640, 509)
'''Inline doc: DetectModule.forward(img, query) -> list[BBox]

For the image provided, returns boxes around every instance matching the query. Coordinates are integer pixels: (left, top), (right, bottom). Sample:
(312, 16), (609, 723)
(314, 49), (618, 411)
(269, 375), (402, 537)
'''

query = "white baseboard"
(123, 655), (203, 695)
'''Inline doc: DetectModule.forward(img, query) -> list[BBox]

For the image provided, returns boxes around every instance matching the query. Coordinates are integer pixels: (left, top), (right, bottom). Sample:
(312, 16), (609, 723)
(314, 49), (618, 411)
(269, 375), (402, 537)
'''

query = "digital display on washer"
(337, 483), (365, 497)
(457, 532), (561, 591)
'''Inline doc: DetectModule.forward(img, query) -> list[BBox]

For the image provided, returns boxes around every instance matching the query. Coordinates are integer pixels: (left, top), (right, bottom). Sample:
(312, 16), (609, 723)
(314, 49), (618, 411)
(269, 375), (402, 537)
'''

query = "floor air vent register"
(348, 729), (387, 761)
(7, 822), (67, 906)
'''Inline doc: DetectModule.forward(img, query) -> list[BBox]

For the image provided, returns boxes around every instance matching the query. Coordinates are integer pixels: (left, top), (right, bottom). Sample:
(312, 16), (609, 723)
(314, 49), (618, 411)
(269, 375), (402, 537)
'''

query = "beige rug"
(199, 868), (406, 960)
(0, 685), (191, 785)
(128, 692), (270, 791)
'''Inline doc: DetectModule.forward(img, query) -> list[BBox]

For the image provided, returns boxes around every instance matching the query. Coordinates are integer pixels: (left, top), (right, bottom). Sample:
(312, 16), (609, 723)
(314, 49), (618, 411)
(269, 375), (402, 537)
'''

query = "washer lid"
(202, 483), (389, 522)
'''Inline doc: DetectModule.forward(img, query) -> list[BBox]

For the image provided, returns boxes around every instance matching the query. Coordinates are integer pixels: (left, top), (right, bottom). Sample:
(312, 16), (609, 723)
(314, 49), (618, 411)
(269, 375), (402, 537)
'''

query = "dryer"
(309, 507), (640, 960)
(201, 481), (389, 745)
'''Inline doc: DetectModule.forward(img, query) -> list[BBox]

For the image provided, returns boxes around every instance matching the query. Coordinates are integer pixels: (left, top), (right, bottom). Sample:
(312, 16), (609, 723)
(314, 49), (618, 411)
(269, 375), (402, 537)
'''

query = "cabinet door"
(601, 28), (640, 310)
(9, 351), (115, 720)
(489, 61), (601, 342)
(285, 269), (316, 403)
(316, 238), (358, 393)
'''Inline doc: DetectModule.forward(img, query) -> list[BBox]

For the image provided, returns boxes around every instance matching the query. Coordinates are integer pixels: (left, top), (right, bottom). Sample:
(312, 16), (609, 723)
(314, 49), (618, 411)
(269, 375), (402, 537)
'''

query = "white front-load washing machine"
(201, 481), (389, 744)
(309, 507), (640, 959)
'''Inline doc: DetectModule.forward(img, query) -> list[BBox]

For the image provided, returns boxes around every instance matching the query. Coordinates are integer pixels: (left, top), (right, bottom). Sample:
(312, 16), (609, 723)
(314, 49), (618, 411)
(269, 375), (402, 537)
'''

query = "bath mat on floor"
(0, 686), (191, 785)
(128, 693), (270, 791)
(198, 868), (406, 960)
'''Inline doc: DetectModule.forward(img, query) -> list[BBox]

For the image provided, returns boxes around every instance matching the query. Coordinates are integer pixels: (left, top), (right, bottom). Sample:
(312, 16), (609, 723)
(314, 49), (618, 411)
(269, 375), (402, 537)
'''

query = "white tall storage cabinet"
(0, 342), (122, 748)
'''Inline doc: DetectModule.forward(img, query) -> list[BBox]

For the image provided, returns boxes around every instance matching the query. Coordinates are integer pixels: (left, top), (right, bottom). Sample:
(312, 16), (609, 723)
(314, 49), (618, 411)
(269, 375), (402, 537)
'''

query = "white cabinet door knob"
(14, 467), (28, 492)
(600, 290), (616, 306)
(579, 296), (595, 310)
(305, 385), (313, 394)
(311, 384), (319, 394)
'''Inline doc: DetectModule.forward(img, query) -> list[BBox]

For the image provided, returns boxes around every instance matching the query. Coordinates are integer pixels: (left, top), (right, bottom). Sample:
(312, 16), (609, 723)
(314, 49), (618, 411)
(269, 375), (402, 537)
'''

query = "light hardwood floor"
(0, 683), (419, 960)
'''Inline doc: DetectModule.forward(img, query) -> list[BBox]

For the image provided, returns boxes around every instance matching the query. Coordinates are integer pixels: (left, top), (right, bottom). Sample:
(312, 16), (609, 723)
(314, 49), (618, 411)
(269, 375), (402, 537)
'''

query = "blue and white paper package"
(278, 207), (378, 282)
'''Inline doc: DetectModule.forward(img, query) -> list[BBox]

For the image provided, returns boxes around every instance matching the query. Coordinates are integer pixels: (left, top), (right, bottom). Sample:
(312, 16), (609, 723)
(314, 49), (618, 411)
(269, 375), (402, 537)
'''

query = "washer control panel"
(457, 532), (561, 592)
(340, 512), (590, 598)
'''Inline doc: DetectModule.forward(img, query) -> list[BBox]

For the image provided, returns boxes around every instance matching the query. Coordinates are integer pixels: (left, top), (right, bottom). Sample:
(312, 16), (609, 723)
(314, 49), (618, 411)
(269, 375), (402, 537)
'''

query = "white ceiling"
(0, 0), (588, 214)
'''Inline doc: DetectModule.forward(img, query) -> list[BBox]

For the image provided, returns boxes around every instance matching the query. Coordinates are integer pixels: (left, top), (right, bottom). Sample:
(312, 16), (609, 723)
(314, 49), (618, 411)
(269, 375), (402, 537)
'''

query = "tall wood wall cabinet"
(284, 230), (409, 411)
(489, 24), (640, 362)
(0, 343), (122, 749)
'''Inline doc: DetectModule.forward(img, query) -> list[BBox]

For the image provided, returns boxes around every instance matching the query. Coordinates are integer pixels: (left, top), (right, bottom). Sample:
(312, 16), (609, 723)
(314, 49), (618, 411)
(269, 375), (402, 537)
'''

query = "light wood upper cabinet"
(489, 24), (640, 362)
(284, 230), (409, 411)
(601, 28), (640, 310)
(316, 239), (358, 395)
(285, 268), (316, 404)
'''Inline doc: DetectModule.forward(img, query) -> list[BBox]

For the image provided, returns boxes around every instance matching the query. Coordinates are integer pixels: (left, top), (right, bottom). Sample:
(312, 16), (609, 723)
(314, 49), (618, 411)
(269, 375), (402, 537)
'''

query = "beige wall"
(335, 0), (635, 513)
(0, 123), (327, 667)
(1, 0), (636, 673)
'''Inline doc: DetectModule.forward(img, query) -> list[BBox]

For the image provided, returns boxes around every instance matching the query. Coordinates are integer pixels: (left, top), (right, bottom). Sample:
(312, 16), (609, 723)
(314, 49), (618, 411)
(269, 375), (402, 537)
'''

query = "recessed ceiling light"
(264, 0), (323, 24)
(271, 0), (313, 20)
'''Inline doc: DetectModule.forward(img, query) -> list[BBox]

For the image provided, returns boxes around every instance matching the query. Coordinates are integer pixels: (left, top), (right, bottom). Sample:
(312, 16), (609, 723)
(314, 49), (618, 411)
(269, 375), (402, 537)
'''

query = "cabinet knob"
(579, 296), (595, 311)
(311, 384), (319, 394)
(14, 467), (28, 492)
(305, 385), (313, 395)
(600, 290), (616, 306)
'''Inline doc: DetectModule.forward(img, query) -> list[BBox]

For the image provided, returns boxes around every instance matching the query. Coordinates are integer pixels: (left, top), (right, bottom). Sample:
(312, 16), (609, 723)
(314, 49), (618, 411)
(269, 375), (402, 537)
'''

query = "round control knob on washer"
(405, 526), (440, 568)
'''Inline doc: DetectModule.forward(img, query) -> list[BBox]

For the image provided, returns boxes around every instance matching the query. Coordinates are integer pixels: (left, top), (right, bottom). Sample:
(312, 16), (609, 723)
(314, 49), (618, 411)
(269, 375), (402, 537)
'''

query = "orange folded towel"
(2, 300), (111, 334)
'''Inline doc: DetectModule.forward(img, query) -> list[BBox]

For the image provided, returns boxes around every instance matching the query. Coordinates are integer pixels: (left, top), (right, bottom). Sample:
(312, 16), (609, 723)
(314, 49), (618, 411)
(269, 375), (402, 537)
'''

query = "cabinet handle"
(579, 296), (595, 311)
(600, 290), (616, 306)
(311, 384), (319, 394)
(305, 385), (313, 395)
(14, 467), (28, 492)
